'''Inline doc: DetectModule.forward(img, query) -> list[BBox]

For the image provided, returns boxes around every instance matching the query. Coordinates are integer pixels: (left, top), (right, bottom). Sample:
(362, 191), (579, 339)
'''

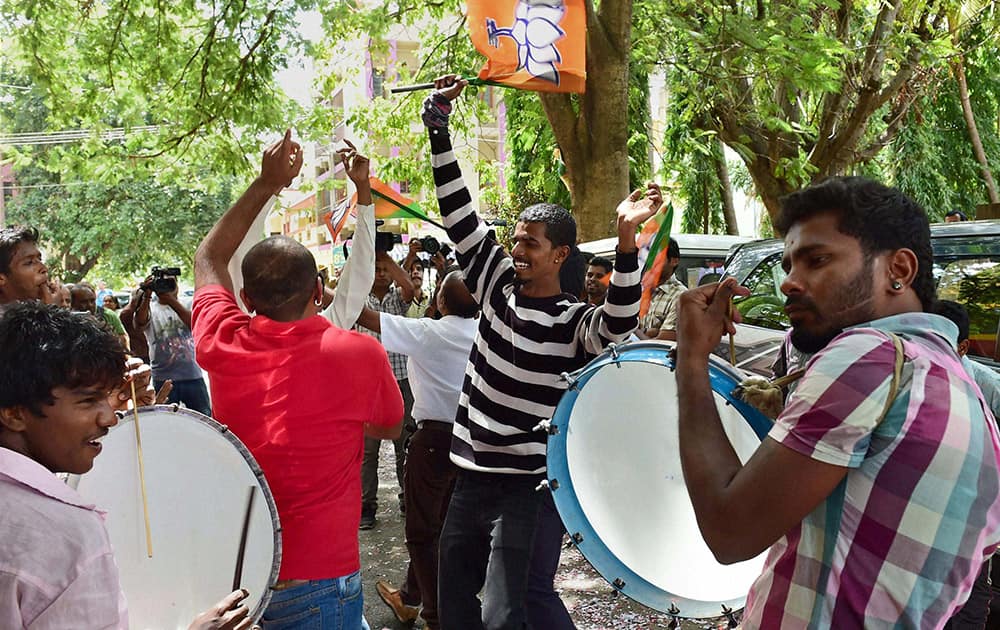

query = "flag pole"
(372, 188), (448, 231)
(389, 77), (500, 94)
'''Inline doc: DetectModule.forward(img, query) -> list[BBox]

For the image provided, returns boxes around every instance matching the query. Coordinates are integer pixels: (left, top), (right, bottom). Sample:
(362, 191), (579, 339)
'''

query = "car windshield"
(729, 226), (1000, 363)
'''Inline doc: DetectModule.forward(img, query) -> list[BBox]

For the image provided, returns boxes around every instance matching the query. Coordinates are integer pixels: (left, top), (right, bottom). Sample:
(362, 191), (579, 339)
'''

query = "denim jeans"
(361, 378), (415, 513)
(260, 572), (370, 630)
(526, 491), (575, 629)
(438, 469), (543, 630)
(153, 377), (211, 417)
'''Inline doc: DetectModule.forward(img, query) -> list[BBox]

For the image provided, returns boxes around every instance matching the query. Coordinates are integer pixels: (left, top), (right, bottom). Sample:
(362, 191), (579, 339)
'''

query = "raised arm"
(576, 184), (664, 353)
(424, 75), (512, 306)
(322, 141), (376, 328)
(380, 250), (415, 304)
(195, 130), (303, 291)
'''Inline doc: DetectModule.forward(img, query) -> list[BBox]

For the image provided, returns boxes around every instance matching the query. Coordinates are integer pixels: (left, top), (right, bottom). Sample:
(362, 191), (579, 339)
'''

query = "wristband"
(422, 92), (453, 129)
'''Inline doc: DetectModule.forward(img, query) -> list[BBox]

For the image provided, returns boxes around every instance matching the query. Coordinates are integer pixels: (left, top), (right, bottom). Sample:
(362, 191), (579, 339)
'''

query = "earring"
(891, 280), (903, 291)
(314, 297), (323, 307)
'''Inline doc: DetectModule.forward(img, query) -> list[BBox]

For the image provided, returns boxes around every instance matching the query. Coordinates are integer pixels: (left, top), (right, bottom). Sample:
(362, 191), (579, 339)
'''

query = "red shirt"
(192, 285), (402, 579)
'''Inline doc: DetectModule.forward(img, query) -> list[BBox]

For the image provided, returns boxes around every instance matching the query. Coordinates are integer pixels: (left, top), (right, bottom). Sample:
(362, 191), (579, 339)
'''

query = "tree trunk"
(538, 0), (632, 243)
(741, 156), (798, 233)
(713, 138), (739, 235)
(702, 173), (710, 234)
(952, 54), (1000, 204)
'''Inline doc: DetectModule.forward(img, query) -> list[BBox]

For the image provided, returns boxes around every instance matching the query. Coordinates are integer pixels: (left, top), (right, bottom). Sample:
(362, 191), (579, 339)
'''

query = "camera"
(418, 236), (441, 255)
(149, 266), (181, 294)
(375, 231), (403, 252)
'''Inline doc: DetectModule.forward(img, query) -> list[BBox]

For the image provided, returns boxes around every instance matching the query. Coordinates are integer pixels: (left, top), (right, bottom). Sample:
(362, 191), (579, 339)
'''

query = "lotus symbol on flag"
(485, 0), (566, 85)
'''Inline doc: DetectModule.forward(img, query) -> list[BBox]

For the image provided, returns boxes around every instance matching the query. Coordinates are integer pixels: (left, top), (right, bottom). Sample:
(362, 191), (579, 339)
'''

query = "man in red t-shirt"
(192, 132), (403, 629)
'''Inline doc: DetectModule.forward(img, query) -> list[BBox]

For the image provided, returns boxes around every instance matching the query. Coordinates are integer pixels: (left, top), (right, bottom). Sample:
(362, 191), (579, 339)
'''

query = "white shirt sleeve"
(322, 202), (375, 329)
(380, 313), (431, 359)
(228, 196), (277, 313)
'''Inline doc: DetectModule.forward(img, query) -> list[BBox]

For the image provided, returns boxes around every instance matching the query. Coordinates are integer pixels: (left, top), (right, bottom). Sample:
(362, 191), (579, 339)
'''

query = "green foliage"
(658, 0), (991, 216)
(881, 17), (1000, 218)
(6, 178), (235, 285)
(1, 0), (303, 182)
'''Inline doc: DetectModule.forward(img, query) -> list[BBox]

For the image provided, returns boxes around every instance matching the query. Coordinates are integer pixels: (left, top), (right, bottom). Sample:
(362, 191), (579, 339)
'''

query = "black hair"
(518, 203), (577, 248)
(411, 258), (425, 272)
(242, 236), (318, 321)
(775, 176), (936, 311)
(933, 300), (970, 342)
(0, 226), (39, 274)
(666, 237), (680, 260)
(589, 256), (613, 274)
(440, 271), (479, 318)
(945, 210), (968, 221)
(558, 246), (586, 299)
(0, 301), (125, 416)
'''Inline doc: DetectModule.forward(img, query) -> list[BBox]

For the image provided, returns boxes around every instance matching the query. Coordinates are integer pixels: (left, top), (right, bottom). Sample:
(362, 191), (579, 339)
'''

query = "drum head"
(548, 342), (772, 619)
(70, 405), (281, 629)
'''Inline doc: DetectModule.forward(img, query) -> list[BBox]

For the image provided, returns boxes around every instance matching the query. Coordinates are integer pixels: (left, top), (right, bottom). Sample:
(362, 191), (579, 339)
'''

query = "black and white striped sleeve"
(428, 127), (512, 306)
(576, 248), (641, 353)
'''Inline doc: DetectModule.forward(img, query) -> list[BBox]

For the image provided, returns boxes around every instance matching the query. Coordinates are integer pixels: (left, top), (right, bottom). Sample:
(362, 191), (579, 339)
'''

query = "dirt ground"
(359, 442), (733, 630)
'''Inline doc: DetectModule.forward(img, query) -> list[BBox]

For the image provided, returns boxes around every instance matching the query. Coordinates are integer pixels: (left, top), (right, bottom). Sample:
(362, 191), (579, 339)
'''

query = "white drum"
(70, 405), (281, 629)
(546, 341), (773, 620)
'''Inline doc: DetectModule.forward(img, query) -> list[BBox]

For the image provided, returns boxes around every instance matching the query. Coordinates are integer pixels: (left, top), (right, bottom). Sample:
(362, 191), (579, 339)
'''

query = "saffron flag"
(322, 197), (353, 242)
(368, 177), (434, 221)
(322, 177), (436, 242)
(638, 202), (674, 319)
(467, 0), (586, 93)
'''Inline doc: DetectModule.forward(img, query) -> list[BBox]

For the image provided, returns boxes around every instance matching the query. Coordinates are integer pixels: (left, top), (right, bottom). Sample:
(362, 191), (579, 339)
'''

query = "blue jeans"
(260, 573), (370, 630)
(526, 491), (575, 629)
(154, 377), (211, 416)
(438, 470), (543, 630)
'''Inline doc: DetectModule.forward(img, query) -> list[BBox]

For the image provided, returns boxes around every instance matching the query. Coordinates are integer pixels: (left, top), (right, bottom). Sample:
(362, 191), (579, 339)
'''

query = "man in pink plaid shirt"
(676, 176), (1000, 629)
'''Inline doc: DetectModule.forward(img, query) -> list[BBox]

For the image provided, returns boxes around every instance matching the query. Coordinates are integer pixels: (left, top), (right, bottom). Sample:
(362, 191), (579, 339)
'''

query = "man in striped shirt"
(676, 176), (1000, 628)
(423, 76), (659, 630)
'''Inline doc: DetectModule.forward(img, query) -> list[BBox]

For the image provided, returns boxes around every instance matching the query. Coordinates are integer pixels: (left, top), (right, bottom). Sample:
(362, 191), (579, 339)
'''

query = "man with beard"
(584, 256), (612, 305)
(675, 176), (1000, 628)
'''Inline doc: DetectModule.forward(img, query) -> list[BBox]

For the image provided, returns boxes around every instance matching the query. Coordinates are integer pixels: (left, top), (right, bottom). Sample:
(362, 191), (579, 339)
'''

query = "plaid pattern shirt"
(743, 313), (1000, 629)
(640, 275), (685, 332)
(355, 286), (410, 381)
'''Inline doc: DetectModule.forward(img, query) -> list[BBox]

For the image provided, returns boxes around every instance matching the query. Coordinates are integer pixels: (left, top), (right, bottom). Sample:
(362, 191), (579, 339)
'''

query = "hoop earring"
(314, 297), (323, 307)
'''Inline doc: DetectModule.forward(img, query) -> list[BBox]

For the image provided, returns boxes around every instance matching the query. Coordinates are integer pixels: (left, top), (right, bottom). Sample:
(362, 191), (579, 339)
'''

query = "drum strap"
(738, 331), (905, 423)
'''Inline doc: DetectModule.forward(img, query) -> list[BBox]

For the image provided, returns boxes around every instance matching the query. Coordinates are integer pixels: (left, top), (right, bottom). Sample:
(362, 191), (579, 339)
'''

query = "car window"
(934, 256), (1000, 361)
(733, 252), (789, 330)
(728, 231), (1000, 362)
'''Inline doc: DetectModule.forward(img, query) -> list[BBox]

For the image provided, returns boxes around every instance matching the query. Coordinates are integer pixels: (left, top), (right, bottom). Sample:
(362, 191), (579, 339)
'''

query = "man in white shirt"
(355, 271), (479, 630)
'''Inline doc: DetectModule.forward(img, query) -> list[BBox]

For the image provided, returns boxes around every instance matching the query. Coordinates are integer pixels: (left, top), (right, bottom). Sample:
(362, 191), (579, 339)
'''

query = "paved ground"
(359, 442), (732, 630)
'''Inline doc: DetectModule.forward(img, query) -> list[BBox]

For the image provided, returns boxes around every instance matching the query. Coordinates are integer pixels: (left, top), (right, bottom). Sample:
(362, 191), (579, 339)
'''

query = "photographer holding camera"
(402, 238), (451, 319)
(134, 266), (211, 416)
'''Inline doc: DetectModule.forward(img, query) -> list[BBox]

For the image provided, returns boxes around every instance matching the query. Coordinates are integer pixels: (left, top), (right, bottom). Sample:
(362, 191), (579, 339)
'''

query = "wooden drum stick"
(129, 379), (153, 558)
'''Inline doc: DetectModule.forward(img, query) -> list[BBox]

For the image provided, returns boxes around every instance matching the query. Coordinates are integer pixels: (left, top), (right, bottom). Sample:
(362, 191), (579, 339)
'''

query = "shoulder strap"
(875, 332), (906, 426)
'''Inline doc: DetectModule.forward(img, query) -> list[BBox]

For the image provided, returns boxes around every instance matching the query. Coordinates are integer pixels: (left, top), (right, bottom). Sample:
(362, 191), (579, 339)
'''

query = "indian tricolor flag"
(468, 0), (586, 93)
(638, 202), (674, 319)
(322, 176), (436, 241)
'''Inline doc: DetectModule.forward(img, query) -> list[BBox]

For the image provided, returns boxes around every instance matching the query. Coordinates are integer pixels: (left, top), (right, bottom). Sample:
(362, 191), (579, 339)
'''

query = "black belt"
(418, 419), (453, 431)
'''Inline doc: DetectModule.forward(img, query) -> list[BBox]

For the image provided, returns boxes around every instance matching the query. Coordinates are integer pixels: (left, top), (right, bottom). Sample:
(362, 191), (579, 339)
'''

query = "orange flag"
(467, 0), (586, 93)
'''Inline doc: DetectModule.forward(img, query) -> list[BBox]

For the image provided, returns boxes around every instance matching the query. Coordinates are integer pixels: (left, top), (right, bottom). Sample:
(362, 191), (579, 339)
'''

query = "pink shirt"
(0, 448), (128, 629)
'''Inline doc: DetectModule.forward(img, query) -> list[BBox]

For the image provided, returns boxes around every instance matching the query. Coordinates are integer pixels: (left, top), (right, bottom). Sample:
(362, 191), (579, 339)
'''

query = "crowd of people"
(2, 74), (1000, 630)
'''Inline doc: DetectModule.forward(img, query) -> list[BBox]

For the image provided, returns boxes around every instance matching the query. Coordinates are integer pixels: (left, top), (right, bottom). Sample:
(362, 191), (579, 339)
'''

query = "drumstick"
(727, 298), (736, 365)
(233, 486), (257, 591)
(129, 378), (154, 558)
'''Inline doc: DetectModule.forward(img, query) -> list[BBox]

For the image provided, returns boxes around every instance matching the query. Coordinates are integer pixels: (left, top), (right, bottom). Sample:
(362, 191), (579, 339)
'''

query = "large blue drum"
(546, 341), (772, 619)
